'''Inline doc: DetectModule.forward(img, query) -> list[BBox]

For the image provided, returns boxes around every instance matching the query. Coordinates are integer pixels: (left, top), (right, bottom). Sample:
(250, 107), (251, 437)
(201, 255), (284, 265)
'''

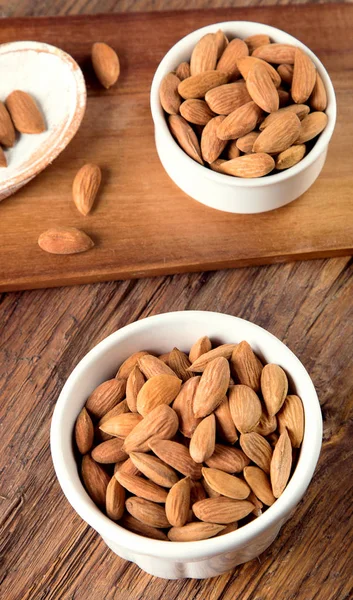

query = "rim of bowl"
(0, 40), (86, 193)
(150, 21), (337, 188)
(51, 311), (322, 561)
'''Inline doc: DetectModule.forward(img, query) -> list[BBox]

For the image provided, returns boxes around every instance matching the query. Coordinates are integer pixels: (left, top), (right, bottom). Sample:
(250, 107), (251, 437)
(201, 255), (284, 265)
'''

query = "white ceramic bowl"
(51, 311), (322, 579)
(0, 41), (86, 201)
(150, 22), (336, 214)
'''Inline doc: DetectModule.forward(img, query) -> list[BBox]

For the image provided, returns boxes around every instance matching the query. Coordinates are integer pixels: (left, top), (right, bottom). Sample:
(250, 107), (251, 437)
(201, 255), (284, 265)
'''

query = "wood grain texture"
(1, 2), (353, 600)
(0, 4), (352, 291)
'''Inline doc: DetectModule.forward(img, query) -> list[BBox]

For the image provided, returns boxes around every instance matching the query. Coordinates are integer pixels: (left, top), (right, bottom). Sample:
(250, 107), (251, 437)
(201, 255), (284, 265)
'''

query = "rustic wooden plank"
(0, 4), (352, 291)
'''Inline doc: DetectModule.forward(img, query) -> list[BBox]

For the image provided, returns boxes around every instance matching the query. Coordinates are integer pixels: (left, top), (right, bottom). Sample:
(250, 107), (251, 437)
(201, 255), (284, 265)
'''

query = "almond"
(253, 112), (300, 154)
(245, 34), (271, 54)
(125, 496), (170, 528)
(270, 428), (292, 497)
(123, 404), (179, 453)
(215, 522), (238, 536)
(92, 437), (128, 463)
(165, 477), (191, 527)
(149, 439), (202, 480)
(277, 64), (294, 85)
(97, 399), (130, 430)
(205, 82), (251, 115)
(91, 42), (119, 88)
(216, 38), (249, 79)
(192, 497), (254, 524)
(254, 410), (277, 436)
(210, 158), (227, 173)
(190, 480), (207, 504)
(99, 413), (143, 438)
(81, 454), (110, 508)
(180, 99), (215, 125)
(72, 163), (101, 216)
(203, 476), (220, 498)
(278, 89), (290, 107)
(75, 407), (94, 454)
(193, 357), (230, 418)
(129, 452), (179, 488)
(168, 348), (192, 382)
(136, 374), (182, 416)
(138, 354), (177, 379)
(295, 111), (328, 144)
(246, 62), (279, 113)
(119, 513), (168, 540)
(0, 101), (15, 146)
(0, 148), (7, 168)
(168, 115), (203, 164)
(227, 140), (240, 159)
(189, 336), (212, 363)
(188, 343), (237, 372)
(231, 341), (263, 391)
(168, 521), (225, 541)
(6, 90), (45, 133)
(205, 444), (250, 473)
(126, 365), (145, 412)
(259, 104), (310, 130)
(214, 396), (238, 444)
(243, 465), (276, 506)
(309, 72), (327, 111)
(229, 385), (262, 433)
(116, 351), (149, 379)
(202, 467), (250, 500)
(158, 352), (171, 364)
(175, 62), (190, 81)
(106, 476), (125, 520)
(261, 364), (288, 416)
(237, 56), (281, 88)
(189, 414), (216, 463)
(220, 153), (275, 178)
(276, 144), (306, 170)
(277, 395), (304, 448)
(240, 432), (273, 473)
(236, 131), (260, 154)
(115, 471), (168, 503)
(248, 490), (263, 517)
(215, 30), (229, 58)
(85, 378), (126, 419)
(159, 72), (182, 115)
(173, 376), (202, 438)
(115, 457), (140, 477)
(200, 115), (227, 163)
(217, 101), (262, 140)
(190, 33), (218, 75)
(178, 71), (228, 99)
(252, 44), (296, 64)
(38, 227), (94, 255)
(291, 48), (316, 104)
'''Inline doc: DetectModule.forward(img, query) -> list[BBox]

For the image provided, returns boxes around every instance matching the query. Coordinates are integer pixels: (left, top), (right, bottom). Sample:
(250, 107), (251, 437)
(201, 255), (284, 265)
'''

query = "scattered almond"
(81, 454), (110, 508)
(188, 344), (237, 372)
(229, 384), (262, 433)
(205, 444), (250, 473)
(116, 351), (149, 379)
(168, 347), (192, 381)
(215, 29), (229, 59)
(180, 99), (215, 125)
(245, 34), (271, 54)
(92, 437), (128, 463)
(240, 432), (273, 473)
(217, 101), (262, 140)
(214, 397), (238, 444)
(193, 357), (230, 417)
(237, 56), (281, 87)
(99, 412), (143, 438)
(38, 227), (94, 255)
(126, 365), (145, 412)
(159, 72), (182, 115)
(227, 140), (240, 159)
(115, 471), (168, 503)
(252, 43), (296, 64)
(230, 341), (263, 391)
(119, 513), (168, 540)
(277, 64), (294, 85)
(246, 62), (279, 113)
(149, 439), (202, 480)
(175, 62), (190, 81)
(92, 42), (120, 89)
(189, 336), (212, 363)
(259, 104), (310, 130)
(123, 404), (179, 453)
(138, 354), (176, 379)
(236, 131), (260, 154)
(173, 376), (202, 438)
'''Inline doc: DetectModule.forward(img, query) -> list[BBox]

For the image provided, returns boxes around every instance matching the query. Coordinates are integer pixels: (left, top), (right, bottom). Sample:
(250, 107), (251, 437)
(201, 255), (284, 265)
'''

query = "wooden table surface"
(1, 1), (353, 599)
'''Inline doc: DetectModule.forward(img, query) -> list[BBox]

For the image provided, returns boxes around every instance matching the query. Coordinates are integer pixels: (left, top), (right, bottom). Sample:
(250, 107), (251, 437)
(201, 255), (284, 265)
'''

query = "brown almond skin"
(167, 348), (192, 382)
(215, 29), (229, 59)
(230, 341), (263, 391)
(92, 42), (120, 89)
(189, 336), (212, 363)
(75, 407), (94, 455)
(159, 73), (182, 115)
(119, 513), (168, 540)
(116, 351), (149, 379)
(0, 101), (16, 147)
(244, 465), (276, 506)
(245, 34), (271, 54)
(259, 105), (310, 131)
(138, 354), (176, 379)
(205, 444), (250, 473)
(236, 132), (260, 154)
(252, 44), (296, 64)
(165, 477), (191, 527)
(291, 48), (316, 104)
(201, 115), (227, 164)
(0, 148), (7, 168)
(277, 395), (304, 447)
(115, 471), (168, 503)
(237, 56), (281, 88)
(189, 414), (216, 463)
(123, 404), (179, 453)
(275, 144), (306, 170)
(192, 497), (254, 524)
(168, 522), (225, 541)
(168, 114), (204, 165)
(253, 112), (301, 154)
(125, 497), (170, 528)
(216, 38), (249, 80)
(310, 72), (327, 111)
(227, 140), (240, 160)
(173, 376), (202, 438)
(178, 71), (228, 100)
(240, 432), (273, 474)
(129, 452), (179, 488)
(99, 412), (143, 438)
(6, 90), (46, 134)
(72, 163), (101, 216)
(81, 454), (110, 509)
(38, 227), (94, 255)
(217, 101), (262, 141)
(149, 439), (202, 480)
(295, 111), (328, 144)
(261, 364), (288, 416)
(136, 374), (182, 416)
(270, 428), (292, 498)
(126, 365), (145, 412)
(188, 344), (237, 372)
(219, 154), (275, 178)
(190, 33), (218, 76)
(214, 397), (238, 444)
(202, 467), (250, 500)
(180, 99), (215, 126)
(277, 64), (294, 85)
(85, 378), (126, 419)
(205, 82), (252, 115)
(193, 356), (230, 418)
(246, 62), (279, 113)
(228, 384), (262, 433)
(91, 437), (128, 464)
(175, 62), (190, 81)
(106, 476), (125, 520)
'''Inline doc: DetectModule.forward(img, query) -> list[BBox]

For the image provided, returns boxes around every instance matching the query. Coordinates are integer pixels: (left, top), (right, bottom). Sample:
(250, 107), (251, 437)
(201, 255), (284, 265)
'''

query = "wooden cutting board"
(0, 4), (352, 292)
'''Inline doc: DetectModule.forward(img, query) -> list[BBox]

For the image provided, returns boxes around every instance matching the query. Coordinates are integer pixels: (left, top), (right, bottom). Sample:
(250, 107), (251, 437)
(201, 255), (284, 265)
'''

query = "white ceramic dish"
(0, 40), (86, 201)
(150, 22), (336, 214)
(51, 310), (322, 579)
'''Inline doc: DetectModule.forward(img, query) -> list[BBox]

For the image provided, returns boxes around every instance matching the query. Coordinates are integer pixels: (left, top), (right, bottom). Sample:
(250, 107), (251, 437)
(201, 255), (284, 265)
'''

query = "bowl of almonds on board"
(150, 22), (336, 214)
(51, 311), (322, 579)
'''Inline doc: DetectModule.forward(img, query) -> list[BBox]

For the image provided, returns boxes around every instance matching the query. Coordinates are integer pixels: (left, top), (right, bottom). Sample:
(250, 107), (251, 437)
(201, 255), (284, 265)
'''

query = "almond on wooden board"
(259, 104), (310, 130)
(106, 476), (125, 520)
(192, 497), (254, 524)
(119, 513), (168, 540)
(277, 395), (304, 447)
(136, 374), (182, 416)
(167, 348), (192, 382)
(270, 428), (292, 497)
(99, 412), (143, 438)
(125, 496), (170, 528)
(72, 163), (101, 216)
(115, 471), (168, 503)
(277, 64), (294, 85)
(245, 34), (271, 54)
(202, 467), (250, 500)
(230, 341), (263, 391)
(243, 465), (276, 506)
(178, 71), (228, 100)
(309, 72), (327, 111)
(126, 365), (145, 412)
(189, 414), (216, 463)
(200, 115), (227, 164)
(295, 111), (328, 144)
(237, 56), (281, 88)
(91, 42), (120, 89)
(85, 378), (126, 419)
(276, 144), (306, 170)
(180, 99), (215, 125)
(91, 437), (128, 463)
(291, 48), (316, 104)
(38, 227), (94, 256)
(261, 364), (288, 416)
(205, 444), (250, 473)
(6, 90), (46, 134)
(189, 336), (212, 363)
(246, 62), (279, 113)
(236, 131), (260, 154)
(173, 376), (202, 438)
(0, 101), (16, 147)
(148, 439), (202, 480)
(252, 43), (296, 64)
(75, 407), (94, 455)
(165, 477), (191, 527)
(253, 112), (301, 154)
(123, 404), (179, 453)
(216, 38), (249, 79)
(168, 521), (225, 541)
(217, 101), (262, 141)
(159, 73), (182, 115)
(188, 344), (237, 372)
(190, 33), (218, 75)
(205, 82), (251, 115)
(214, 396), (238, 444)
(138, 354), (176, 379)
(129, 452), (179, 488)
(81, 454), (110, 509)
(193, 357), (230, 418)
(116, 351), (149, 379)
(168, 115), (204, 165)
(228, 384), (262, 433)
(240, 432), (273, 473)
(175, 61), (190, 81)
(219, 153), (275, 178)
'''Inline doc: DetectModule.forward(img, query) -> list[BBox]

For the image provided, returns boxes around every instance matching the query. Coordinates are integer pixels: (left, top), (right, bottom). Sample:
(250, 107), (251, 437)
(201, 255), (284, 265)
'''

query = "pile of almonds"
(75, 337), (304, 542)
(159, 31), (328, 178)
